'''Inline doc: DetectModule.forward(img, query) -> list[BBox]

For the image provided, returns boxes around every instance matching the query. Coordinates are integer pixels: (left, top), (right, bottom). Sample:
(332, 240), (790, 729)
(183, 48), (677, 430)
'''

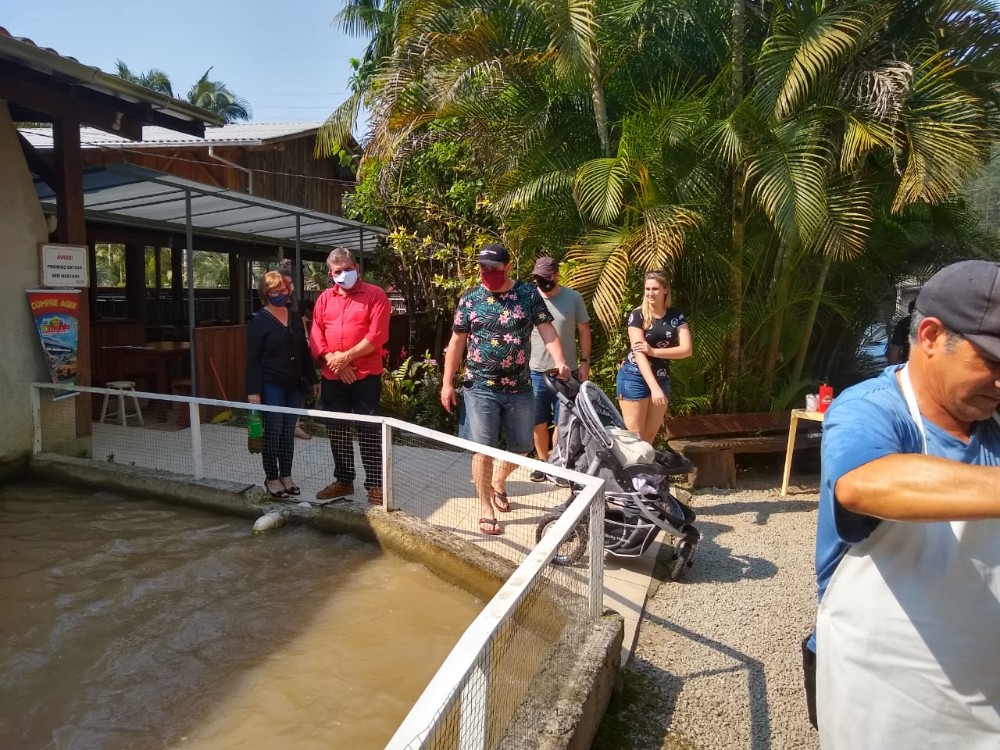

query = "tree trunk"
(726, 169), (746, 411)
(725, 0), (747, 410)
(732, 0), (745, 103)
(789, 252), (833, 387)
(587, 50), (611, 158)
(762, 242), (790, 394)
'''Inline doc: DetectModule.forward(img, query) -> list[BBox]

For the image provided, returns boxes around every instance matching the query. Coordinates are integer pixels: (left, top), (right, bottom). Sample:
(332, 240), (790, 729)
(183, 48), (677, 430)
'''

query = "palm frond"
(758, 1), (884, 118)
(564, 228), (630, 327)
(572, 157), (634, 225)
(746, 119), (830, 248)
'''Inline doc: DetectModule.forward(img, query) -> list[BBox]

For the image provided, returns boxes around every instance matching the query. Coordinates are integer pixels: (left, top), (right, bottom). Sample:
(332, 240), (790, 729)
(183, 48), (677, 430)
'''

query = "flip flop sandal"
(283, 485), (301, 496)
(265, 484), (289, 499)
(490, 488), (511, 513)
(479, 517), (502, 535)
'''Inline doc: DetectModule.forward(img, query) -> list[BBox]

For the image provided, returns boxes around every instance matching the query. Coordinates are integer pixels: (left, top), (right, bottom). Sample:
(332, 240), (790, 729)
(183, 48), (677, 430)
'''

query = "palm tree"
(186, 68), (252, 123)
(113, 63), (251, 123)
(114, 60), (174, 96)
(335, 0), (1000, 411)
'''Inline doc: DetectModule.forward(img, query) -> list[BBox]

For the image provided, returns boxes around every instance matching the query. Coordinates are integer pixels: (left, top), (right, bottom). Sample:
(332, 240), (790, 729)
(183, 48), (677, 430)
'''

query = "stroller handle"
(541, 370), (581, 404)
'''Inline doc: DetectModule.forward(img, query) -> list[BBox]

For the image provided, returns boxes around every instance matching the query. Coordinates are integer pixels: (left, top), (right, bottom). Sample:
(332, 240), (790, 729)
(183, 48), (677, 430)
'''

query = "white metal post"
(30, 384), (42, 455)
(588, 487), (605, 617)
(189, 402), (203, 479)
(381, 420), (393, 510)
(459, 648), (489, 750)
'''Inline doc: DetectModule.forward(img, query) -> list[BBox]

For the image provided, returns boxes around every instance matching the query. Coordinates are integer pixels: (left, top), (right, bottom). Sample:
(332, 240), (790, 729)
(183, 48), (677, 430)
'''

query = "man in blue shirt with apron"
(811, 260), (1000, 748)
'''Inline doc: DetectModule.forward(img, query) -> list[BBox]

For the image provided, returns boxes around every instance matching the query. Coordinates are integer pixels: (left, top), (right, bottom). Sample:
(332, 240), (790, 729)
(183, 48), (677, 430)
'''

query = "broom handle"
(208, 356), (228, 400)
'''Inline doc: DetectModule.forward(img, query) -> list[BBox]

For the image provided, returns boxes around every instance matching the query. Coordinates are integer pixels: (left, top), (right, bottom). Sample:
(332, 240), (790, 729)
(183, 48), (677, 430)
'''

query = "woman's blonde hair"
(257, 270), (287, 304)
(641, 271), (671, 330)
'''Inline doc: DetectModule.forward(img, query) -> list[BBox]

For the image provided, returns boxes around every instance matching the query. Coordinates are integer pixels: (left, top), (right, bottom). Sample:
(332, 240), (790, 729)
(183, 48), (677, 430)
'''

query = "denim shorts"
(616, 361), (671, 401)
(530, 370), (578, 426)
(460, 386), (535, 454)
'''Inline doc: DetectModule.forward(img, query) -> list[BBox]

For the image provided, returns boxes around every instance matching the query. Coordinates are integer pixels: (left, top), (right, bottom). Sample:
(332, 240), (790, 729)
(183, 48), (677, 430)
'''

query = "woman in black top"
(615, 270), (692, 443)
(246, 271), (318, 498)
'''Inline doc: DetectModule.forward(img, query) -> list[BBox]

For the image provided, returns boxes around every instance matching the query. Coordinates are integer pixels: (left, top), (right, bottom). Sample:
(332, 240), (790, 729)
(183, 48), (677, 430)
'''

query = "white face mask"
(333, 269), (359, 290)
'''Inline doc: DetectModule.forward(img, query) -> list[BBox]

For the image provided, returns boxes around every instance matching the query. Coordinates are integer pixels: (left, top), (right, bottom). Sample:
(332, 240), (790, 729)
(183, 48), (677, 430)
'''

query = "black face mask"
(535, 276), (556, 292)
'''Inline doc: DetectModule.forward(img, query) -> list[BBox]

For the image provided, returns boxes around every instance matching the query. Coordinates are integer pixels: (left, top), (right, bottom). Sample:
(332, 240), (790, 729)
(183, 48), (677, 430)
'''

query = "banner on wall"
(26, 289), (80, 399)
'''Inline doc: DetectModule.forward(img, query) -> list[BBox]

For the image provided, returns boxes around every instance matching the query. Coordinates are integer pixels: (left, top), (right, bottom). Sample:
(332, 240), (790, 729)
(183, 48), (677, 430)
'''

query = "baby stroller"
(534, 374), (700, 580)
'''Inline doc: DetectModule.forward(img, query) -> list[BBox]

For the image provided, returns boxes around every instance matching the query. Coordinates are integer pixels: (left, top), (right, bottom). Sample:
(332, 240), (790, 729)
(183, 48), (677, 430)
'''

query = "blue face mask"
(268, 293), (289, 307)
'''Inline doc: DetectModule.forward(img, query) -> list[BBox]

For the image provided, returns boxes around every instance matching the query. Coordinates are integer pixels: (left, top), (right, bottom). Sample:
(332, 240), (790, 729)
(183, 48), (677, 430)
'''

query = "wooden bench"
(663, 411), (821, 488)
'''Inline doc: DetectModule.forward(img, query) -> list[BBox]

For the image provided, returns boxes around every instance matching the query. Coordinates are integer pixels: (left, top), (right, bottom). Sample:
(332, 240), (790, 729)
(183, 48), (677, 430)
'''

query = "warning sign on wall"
(39, 243), (89, 288)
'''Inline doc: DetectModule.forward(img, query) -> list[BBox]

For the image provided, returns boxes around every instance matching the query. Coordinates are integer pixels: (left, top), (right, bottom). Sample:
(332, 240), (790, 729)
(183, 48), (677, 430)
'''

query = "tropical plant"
(114, 60), (174, 95)
(113, 63), (251, 123)
(329, 0), (1000, 413)
(186, 68), (252, 123)
(380, 351), (455, 432)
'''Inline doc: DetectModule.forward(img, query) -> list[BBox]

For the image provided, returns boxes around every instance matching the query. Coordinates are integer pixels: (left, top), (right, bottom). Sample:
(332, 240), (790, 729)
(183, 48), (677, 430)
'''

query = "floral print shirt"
(453, 280), (553, 392)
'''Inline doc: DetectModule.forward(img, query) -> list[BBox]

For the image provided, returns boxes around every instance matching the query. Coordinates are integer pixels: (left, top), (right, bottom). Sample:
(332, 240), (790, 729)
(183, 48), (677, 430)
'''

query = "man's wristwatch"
(580, 357), (590, 363)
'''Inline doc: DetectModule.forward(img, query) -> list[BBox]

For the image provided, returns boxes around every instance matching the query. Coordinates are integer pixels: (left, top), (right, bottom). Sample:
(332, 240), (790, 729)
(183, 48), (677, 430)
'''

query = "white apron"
(816, 367), (1000, 749)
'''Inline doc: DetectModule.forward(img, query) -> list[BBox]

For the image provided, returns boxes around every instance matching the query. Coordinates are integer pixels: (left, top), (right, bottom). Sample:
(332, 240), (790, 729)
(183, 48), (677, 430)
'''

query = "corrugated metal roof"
(0, 26), (222, 130)
(19, 122), (325, 150)
(34, 163), (385, 256)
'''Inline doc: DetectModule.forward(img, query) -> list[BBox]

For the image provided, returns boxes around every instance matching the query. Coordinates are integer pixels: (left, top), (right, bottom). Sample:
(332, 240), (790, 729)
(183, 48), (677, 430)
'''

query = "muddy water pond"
(0, 480), (483, 749)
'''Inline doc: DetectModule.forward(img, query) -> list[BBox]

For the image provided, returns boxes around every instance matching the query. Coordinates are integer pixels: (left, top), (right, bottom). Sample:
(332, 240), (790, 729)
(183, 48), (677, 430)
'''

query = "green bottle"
(247, 410), (264, 454)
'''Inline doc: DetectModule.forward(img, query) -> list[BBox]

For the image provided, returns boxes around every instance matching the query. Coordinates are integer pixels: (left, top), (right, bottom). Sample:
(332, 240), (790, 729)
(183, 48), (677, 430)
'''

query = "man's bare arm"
(837, 454), (1000, 522)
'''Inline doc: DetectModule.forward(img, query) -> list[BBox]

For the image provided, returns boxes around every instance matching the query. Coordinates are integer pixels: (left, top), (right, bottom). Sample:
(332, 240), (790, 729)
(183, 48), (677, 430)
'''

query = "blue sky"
(4, 0), (370, 123)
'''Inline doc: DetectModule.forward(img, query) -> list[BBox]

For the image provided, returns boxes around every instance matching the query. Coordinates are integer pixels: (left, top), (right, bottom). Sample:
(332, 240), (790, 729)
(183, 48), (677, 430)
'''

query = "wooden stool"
(100, 381), (144, 426)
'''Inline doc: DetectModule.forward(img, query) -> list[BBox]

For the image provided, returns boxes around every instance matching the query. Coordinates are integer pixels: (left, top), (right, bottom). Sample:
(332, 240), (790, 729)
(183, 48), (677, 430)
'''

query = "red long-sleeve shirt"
(309, 280), (391, 380)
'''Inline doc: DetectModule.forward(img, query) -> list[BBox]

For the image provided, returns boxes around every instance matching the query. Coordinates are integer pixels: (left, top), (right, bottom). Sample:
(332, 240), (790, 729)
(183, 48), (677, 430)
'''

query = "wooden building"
(2, 28), (385, 431)
(0, 25), (220, 462)
(19, 121), (355, 216)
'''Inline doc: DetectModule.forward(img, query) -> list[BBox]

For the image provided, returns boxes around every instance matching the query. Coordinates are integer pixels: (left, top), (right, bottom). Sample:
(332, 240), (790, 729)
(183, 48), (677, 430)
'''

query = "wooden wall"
(82, 147), (243, 191)
(80, 135), (352, 215)
(245, 138), (349, 215)
(90, 319), (146, 386)
(193, 325), (246, 404)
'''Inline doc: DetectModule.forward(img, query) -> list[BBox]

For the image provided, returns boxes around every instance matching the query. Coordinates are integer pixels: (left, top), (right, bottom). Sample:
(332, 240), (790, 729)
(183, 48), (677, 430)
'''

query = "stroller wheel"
(670, 540), (695, 581)
(535, 514), (588, 566)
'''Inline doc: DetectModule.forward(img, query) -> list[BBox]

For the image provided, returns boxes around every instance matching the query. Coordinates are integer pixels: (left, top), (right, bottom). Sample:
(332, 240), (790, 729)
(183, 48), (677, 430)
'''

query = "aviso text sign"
(39, 243), (89, 287)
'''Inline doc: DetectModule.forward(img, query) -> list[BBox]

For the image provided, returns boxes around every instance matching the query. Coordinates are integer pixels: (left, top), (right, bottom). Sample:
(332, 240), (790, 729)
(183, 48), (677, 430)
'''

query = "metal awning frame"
(35, 162), (386, 259)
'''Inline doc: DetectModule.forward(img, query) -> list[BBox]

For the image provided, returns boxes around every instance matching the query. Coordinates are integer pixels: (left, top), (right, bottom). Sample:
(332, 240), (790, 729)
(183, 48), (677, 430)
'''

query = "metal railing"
(30, 381), (606, 749)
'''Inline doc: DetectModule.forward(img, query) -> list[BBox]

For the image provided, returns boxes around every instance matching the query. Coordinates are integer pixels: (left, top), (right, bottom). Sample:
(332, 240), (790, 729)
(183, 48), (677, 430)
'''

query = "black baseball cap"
(916, 260), (1000, 359)
(477, 243), (510, 265)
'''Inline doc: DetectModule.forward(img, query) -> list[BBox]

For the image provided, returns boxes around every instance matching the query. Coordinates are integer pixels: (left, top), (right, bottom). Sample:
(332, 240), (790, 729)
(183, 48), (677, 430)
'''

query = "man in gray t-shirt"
(528, 257), (592, 483)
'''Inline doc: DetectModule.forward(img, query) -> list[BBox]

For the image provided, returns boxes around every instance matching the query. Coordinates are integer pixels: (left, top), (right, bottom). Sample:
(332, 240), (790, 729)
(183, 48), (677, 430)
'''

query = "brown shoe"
(366, 487), (383, 505)
(316, 481), (353, 500)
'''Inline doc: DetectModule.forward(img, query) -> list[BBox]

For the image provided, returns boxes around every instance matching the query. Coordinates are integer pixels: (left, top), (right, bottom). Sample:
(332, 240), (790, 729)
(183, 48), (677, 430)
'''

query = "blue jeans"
(260, 382), (303, 480)
(460, 386), (534, 454)
(616, 361), (671, 400)
(530, 370), (578, 426)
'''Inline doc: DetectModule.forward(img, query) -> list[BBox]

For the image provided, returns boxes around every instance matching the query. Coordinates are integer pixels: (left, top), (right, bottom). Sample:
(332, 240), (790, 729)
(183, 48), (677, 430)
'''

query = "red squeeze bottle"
(818, 383), (834, 413)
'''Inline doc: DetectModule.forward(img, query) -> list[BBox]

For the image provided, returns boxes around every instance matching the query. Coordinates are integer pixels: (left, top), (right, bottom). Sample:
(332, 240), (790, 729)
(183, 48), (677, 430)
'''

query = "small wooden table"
(780, 408), (825, 495)
(102, 342), (190, 394)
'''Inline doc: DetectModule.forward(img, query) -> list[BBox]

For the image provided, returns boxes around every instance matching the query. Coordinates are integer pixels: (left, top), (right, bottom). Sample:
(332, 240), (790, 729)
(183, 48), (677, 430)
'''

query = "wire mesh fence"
(31, 382), (606, 750)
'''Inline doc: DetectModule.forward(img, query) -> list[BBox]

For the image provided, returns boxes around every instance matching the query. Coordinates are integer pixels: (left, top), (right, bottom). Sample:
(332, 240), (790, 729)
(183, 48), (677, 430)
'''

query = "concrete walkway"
(83, 419), (663, 667)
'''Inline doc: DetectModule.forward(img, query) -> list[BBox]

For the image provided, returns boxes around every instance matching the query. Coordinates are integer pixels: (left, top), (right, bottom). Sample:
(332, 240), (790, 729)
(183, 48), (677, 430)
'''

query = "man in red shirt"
(309, 247), (391, 503)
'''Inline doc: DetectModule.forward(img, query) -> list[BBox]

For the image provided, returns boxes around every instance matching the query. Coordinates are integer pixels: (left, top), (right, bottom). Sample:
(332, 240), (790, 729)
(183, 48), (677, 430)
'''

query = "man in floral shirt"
(441, 243), (571, 535)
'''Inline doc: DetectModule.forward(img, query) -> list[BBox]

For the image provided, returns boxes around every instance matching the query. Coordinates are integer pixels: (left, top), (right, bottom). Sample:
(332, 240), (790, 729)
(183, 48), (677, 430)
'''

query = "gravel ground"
(594, 470), (822, 750)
